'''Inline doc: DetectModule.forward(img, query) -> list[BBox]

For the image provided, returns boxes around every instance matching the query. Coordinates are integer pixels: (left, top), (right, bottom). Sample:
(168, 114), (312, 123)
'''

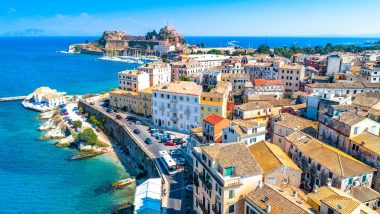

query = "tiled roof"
(350, 185), (380, 203)
(307, 82), (380, 89)
(275, 113), (317, 135)
(247, 141), (301, 173)
(119, 69), (145, 76)
(221, 73), (250, 79)
(253, 79), (284, 86)
(350, 132), (380, 156)
(203, 114), (228, 126)
(246, 184), (314, 214)
(285, 131), (375, 177)
(110, 89), (138, 96)
(336, 111), (367, 126)
(322, 195), (361, 214)
(235, 101), (273, 111)
(138, 86), (154, 94)
(353, 92), (380, 108)
(279, 63), (304, 70)
(265, 99), (295, 107)
(228, 119), (266, 138)
(153, 81), (202, 96)
(201, 142), (263, 177)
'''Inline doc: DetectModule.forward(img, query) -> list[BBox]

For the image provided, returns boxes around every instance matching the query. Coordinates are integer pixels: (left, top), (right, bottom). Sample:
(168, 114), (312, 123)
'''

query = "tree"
(78, 107), (84, 114)
(76, 128), (98, 146)
(207, 49), (223, 55)
(73, 120), (82, 128)
(256, 45), (271, 54)
(180, 76), (191, 81)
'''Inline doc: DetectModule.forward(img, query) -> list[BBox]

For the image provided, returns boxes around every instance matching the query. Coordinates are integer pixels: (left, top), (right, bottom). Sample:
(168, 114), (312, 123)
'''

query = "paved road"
(88, 102), (193, 213)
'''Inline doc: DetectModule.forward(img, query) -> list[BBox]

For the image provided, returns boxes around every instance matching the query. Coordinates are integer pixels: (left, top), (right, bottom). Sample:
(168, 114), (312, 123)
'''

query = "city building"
(305, 82), (380, 96)
(350, 132), (380, 192)
(137, 87), (153, 118)
(222, 119), (266, 145)
(272, 113), (318, 149)
(247, 141), (302, 187)
(278, 63), (305, 92)
(245, 183), (314, 214)
(151, 81), (202, 132)
(360, 68), (380, 83)
(349, 185), (380, 210)
(326, 55), (342, 77)
(244, 79), (284, 99)
(234, 101), (275, 122)
(118, 70), (150, 92)
(170, 60), (204, 81)
(202, 114), (230, 143)
(318, 109), (380, 153)
(284, 131), (375, 193)
(133, 178), (161, 214)
(245, 62), (280, 80)
(192, 142), (263, 214)
(138, 61), (171, 86)
(153, 44), (175, 54)
(187, 54), (229, 68)
(220, 73), (250, 98)
(200, 90), (229, 119)
(221, 59), (246, 74)
(307, 186), (377, 214)
(109, 90), (139, 113)
(30, 87), (67, 109)
(352, 92), (380, 112)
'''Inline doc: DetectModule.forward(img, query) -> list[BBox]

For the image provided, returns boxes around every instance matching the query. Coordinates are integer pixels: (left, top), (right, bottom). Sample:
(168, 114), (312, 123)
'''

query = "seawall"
(78, 100), (159, 177)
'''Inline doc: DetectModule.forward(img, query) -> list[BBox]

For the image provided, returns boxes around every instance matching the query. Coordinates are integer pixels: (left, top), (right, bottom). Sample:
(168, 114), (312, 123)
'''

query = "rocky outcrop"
(97, 31), (128, 46)
(158, 26), (185, 44)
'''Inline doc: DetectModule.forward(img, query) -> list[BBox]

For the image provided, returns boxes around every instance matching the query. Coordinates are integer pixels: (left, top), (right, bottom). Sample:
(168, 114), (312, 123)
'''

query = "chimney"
(258, 180), (263, 188)
(265, 205), (271, 213)
(326, 178), (332, 187)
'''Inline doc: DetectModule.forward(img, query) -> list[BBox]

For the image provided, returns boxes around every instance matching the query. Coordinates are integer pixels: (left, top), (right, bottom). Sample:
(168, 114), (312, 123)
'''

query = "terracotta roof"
(201, 142), (263, 177)
(279, 63), (304, 70)
(285, 131), (375, 177)
(153, 81), (202, 96)
(265, 99), (295, 107)
(119, 69), (146, 76)
(110, 89), (138, 96)
(253, 79), (284, 86)
(203, 114), (228, 126)
(353, 92), (380, 109)
(322, 195), (361, 214)
(350, 185), (380, 203)
(235, 101), (273, 111)
(248, 141), (301, 173)
(246, 184), (314, 214)
(138, 86), (154, 94)
(350, 132), (380, 156)
(275, 113), (317, 136)
(336, 111), (368, 126)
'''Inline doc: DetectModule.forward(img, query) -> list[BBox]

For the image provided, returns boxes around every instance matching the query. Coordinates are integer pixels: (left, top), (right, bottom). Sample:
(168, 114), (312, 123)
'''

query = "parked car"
(106, 108), (112, 113)
(160, 137), (170, 143)
(95, 127), (102, 132)
(149, 128), (158, 134)
(174, 158), (186, 165)
(164, 141), (175, 146)
(170, 150), (181, 156)
(113, 108), (118, 113)
(185, 184), (193, 191)
(90, 102), (94, 105)
(115, 114), (122, 120)
(133, 129), (141, 134)
(144, 138), (152, 145)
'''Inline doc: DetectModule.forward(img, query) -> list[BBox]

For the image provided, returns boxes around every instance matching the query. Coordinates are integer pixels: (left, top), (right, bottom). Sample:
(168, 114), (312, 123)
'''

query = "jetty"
(0, 96), (27, 102)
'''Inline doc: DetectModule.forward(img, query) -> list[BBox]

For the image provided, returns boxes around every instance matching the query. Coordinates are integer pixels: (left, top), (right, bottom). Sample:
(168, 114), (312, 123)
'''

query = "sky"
(1, 0), (380, 36)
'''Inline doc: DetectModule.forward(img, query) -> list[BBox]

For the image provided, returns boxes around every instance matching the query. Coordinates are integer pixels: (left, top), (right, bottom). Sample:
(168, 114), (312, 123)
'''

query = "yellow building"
(200, 85), (229, 119)
(109, 86), (153, 118)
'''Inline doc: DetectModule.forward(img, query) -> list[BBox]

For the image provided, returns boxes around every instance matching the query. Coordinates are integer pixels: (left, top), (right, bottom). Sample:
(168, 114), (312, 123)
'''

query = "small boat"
(112, 178), (136, 189)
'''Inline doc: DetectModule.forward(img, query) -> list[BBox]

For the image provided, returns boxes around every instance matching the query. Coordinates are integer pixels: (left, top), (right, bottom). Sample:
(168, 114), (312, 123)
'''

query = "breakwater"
(78, 100), (159, 177)
(0, 96), (27, 102)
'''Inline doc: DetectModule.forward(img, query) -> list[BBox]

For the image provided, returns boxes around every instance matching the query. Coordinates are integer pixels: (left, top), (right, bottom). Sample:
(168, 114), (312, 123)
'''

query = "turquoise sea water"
(0, 37), (137, 213)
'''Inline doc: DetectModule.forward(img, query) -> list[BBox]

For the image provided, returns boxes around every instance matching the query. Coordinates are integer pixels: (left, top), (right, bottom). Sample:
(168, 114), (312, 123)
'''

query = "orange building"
(202, 114), (230, 143)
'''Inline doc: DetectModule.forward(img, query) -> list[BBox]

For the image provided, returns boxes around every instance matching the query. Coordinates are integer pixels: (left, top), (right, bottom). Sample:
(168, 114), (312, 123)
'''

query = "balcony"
(171, 115), (179, 122)
(224, 178), (242, 188)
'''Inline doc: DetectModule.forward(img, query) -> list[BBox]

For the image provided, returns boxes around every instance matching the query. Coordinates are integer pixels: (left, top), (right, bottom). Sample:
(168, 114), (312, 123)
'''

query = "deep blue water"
(0, 37), (136, 213)
(0, 36), (379, 213)
(185, 36), (380, 48)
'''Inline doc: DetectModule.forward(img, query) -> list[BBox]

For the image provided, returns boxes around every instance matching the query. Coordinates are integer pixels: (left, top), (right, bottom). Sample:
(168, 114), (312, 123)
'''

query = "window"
(354, 127), (359, 135)
(362, 175), (367, 183)
(228, 204), (235, 213)
(317, 164), (321, 171)
(327, 208), (334, 214)
(308, 158), (311, 164)
(328, 172), (333, 179)
(315, 178), (320, 186)
(229, 190), (235, 199)
(348, 178), (353, 185)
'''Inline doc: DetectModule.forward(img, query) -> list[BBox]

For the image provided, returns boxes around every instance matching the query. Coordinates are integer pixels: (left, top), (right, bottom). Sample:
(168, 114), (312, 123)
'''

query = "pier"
(0, 96), (27, 102)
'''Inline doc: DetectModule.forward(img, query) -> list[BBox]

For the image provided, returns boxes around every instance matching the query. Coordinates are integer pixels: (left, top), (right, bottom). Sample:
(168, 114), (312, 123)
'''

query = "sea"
(0, 36), (379, 213)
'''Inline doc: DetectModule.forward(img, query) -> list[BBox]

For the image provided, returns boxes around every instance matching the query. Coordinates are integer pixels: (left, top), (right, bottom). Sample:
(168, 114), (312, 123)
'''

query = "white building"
(187, 54), (229, 69)
(278, 63), (305, 92)
(326, 55), (342, 77)
(245, 62), (279, 80)
(134, 178), (161, 214)
(305, 82), (380, 96)
(361, 68), (380, 83)
(31, 87), (66, 108)
(118, 70), (150, 92)
(244, 79), (284, 98)
(153, 44), (175, 54)
(152, 81), (202, 132)
(222, 120), (266, 146)
(138, 61), (172, 87)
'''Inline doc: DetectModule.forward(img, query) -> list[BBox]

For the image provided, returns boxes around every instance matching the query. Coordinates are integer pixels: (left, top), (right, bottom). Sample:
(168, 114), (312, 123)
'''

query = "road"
(88, 101), (193, 214)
